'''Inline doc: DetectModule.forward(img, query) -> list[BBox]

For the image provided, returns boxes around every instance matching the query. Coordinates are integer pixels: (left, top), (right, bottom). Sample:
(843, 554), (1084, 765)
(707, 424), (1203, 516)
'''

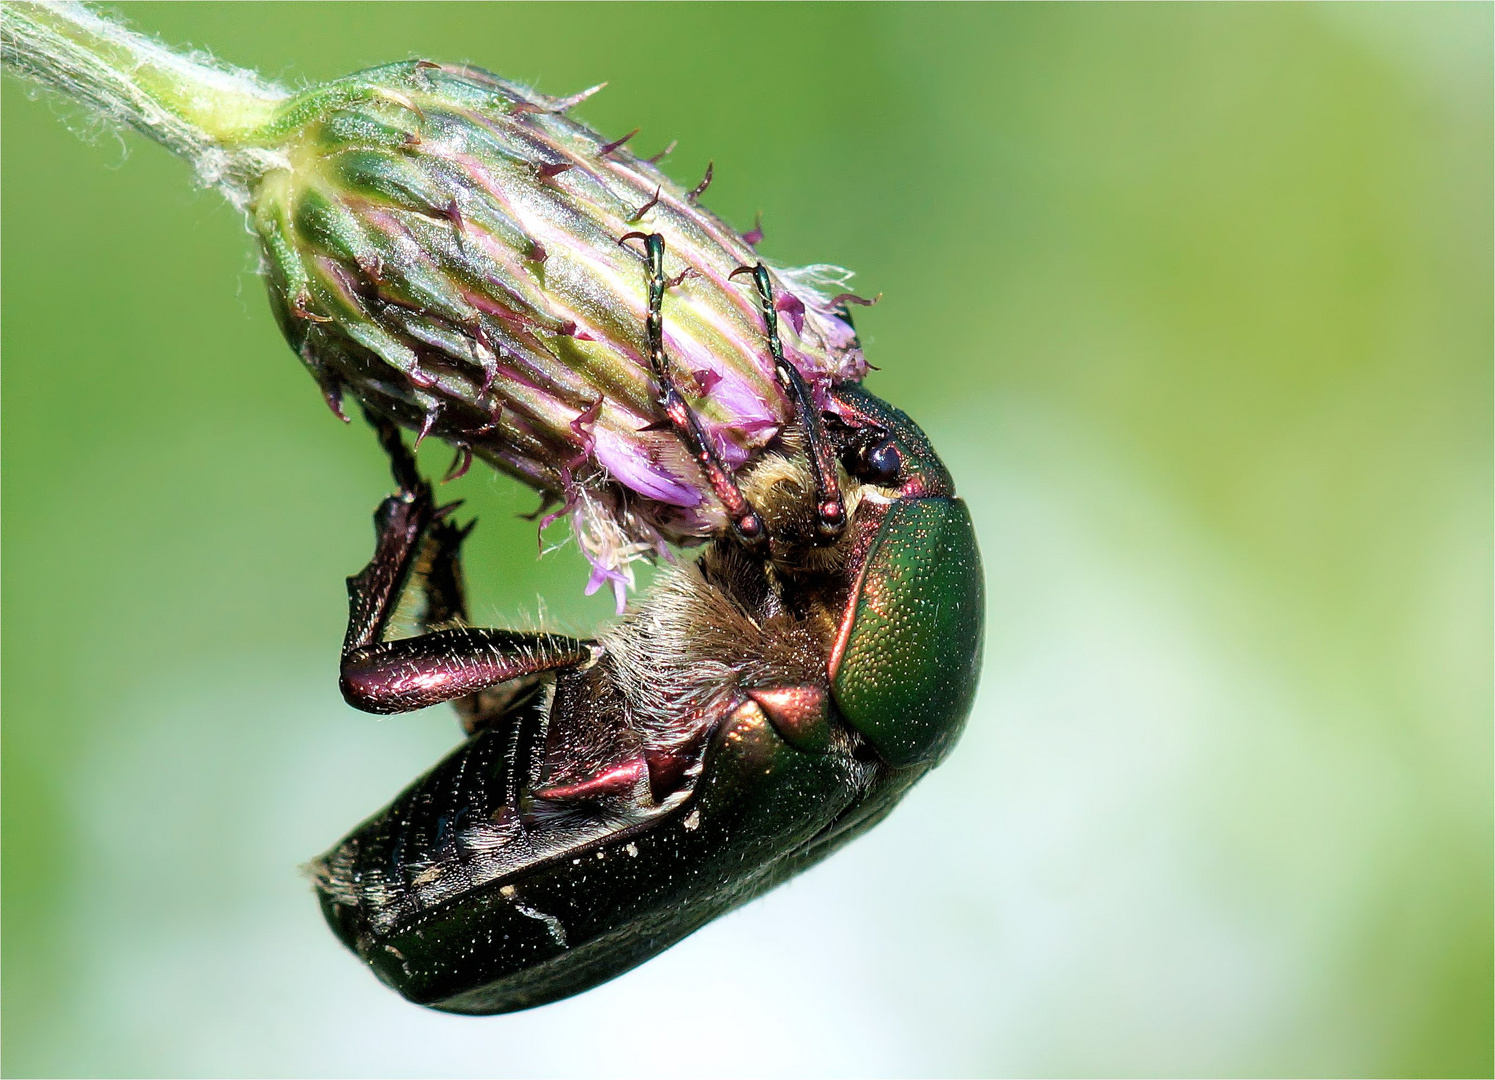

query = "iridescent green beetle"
(0, 2), (978, 1015)
(311, 237), (984, 1014)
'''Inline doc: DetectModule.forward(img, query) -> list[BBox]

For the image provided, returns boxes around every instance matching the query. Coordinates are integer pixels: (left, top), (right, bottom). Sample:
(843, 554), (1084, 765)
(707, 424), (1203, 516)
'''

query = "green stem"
(0, 0), (288, 197)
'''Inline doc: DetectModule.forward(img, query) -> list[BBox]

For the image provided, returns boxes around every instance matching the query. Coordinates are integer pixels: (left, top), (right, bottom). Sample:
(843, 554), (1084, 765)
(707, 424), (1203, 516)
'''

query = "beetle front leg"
(731, 262), (845, 540)
(622, 231), (768, 553)
(340, 412), (595, 721)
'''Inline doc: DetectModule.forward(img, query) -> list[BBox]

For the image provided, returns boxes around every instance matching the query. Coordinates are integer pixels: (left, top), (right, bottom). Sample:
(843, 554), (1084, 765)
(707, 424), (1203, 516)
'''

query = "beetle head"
(824, 385), (985, 769)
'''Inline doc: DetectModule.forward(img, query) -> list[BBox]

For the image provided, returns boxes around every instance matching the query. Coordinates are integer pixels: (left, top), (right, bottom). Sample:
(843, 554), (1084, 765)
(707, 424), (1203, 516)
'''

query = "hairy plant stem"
(0, 0), (287, 201)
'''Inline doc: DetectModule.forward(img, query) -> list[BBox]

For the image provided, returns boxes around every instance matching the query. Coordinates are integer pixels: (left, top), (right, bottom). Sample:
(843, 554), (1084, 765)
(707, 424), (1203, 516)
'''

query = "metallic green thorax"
(832, 497), (984, 768)
(818, 386), (984, 768)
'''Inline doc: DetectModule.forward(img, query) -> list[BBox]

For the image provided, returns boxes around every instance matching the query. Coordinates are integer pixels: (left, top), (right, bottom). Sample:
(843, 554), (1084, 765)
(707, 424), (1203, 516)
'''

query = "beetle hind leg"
(341, 412), (595, 727)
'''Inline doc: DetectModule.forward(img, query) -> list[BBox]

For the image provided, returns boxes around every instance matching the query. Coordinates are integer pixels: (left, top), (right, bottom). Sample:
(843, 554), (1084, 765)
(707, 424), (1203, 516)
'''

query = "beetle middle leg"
(340, 411), (595, 728)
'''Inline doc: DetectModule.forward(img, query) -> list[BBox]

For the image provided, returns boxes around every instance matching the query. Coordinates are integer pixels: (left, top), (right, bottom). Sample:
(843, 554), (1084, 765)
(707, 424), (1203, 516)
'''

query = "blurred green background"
(3, 3), (1490, 1076)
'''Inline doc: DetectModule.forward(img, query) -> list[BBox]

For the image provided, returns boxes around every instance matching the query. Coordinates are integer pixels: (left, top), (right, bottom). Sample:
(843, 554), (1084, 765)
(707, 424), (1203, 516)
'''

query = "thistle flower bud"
(254, 62), (868, 602)
(2, 3), (871, 604)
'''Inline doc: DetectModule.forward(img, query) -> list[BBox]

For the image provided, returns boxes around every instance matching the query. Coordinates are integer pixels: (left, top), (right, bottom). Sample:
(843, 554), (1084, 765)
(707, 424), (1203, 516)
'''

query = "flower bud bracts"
(250, 62), (867, 602)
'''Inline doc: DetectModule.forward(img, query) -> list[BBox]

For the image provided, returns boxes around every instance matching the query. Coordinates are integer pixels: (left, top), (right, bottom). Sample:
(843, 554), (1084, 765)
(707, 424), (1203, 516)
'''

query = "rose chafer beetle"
(311, 234), (984, 1014)
(0, 3), (979, 1014)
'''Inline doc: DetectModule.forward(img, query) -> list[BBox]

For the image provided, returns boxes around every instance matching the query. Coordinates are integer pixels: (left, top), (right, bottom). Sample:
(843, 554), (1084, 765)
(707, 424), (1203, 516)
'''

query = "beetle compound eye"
(863, 439), (902, 482)
(846, 432), (901, 484)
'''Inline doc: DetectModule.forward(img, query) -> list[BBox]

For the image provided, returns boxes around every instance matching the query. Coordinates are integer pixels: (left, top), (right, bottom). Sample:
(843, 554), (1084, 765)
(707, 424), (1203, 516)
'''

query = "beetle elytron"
(310, 234), (984, 1013)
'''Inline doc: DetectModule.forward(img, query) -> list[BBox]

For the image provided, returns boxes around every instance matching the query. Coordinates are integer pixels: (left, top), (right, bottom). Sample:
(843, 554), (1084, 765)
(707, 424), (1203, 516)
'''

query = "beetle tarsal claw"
(746, 685), (831, 753)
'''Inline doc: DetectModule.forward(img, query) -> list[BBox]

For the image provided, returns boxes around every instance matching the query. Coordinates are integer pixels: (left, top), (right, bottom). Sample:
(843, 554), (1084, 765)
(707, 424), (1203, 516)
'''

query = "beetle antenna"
(730, 264), (846, 539)
(632, 233), (767, 552)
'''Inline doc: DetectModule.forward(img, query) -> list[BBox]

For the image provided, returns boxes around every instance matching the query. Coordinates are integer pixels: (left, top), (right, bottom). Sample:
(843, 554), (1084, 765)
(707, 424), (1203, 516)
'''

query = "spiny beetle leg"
(343, 410), (442, 656)
(621, 231), (767, 553)
(411, 510), (529, 733)
(416, 515), (477, 630)
(369, 406), (424, 497)
(341, 413), (596, 721)
(731, 263), (845, 539)
(341, 628), (594, 715)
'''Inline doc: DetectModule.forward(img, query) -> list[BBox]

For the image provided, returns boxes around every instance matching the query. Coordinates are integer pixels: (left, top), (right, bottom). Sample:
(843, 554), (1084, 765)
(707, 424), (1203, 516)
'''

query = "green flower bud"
(252, 61), (868, 599)
(2, 3), (871, 603)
